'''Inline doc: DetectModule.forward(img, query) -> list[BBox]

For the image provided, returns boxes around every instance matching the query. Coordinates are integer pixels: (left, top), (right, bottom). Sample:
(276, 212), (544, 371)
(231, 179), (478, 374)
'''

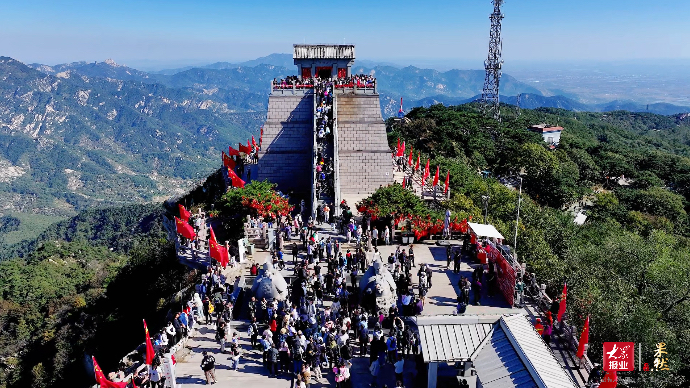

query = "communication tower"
(481, 0), (505, 121)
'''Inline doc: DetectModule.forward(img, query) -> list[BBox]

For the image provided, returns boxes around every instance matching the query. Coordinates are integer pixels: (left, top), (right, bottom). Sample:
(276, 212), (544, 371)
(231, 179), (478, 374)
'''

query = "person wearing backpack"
(248, 318), (259, 349)
(200, 351), (216, 385)
(386, 335), (397, 364)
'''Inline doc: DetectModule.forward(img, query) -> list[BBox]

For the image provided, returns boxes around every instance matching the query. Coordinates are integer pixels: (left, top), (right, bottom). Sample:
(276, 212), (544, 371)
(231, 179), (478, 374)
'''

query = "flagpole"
(513, 176), (522, 255)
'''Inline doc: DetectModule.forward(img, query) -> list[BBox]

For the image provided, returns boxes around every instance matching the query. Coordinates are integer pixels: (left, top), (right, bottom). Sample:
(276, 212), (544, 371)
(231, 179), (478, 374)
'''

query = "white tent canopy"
(468, 222), (504, 239)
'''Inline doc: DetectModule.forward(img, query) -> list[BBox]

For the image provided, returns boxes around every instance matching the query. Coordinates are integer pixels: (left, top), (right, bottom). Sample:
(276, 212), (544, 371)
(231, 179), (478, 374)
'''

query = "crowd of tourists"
(314, 80), (336, 203)
(190, 203), (440, 388)
(272, 74), (376, 90)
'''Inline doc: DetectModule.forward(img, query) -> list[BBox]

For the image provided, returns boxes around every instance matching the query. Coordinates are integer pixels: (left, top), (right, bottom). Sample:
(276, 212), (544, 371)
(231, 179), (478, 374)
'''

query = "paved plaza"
(174, 226), (524, 387)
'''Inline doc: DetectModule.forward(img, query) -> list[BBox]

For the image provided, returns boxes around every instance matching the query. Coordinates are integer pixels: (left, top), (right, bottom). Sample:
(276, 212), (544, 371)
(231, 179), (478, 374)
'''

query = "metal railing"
(523, 274), (594, 381)
(311, 90), (318, 220)
(333, 95), (341, 216)
(271, 79), (377, 95)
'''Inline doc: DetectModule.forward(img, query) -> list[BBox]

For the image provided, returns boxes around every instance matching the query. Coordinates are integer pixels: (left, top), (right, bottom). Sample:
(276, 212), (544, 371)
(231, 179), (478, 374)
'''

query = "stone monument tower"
(257, 44), (393, 210)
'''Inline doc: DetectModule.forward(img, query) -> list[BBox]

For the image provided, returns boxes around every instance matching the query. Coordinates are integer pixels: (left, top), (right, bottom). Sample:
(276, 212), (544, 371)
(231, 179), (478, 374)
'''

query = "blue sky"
(1, 0), (688, 69)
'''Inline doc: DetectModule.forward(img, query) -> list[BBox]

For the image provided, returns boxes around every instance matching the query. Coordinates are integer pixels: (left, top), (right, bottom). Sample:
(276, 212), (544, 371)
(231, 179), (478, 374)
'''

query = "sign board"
(161, 353), (177, 388)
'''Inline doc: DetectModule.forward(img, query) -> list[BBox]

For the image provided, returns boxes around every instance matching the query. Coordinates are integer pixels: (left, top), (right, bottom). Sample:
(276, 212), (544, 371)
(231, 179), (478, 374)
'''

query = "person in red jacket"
(534, 318), (544, 335)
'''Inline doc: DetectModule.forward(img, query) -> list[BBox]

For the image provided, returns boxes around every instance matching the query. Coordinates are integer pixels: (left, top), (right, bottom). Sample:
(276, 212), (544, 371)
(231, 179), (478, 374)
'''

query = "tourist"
(394, 354), (405, 385)
(200, 351), (217, 385)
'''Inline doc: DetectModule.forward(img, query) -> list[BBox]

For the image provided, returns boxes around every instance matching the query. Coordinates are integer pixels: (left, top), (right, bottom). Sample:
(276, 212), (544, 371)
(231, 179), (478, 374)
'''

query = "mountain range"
(1, 52), (689, 245)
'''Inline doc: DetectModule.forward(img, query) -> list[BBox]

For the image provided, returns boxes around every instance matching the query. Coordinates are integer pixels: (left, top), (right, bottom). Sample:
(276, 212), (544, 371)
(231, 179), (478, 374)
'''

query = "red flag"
(444, 170), (450, 194)
(432, 166), (440, 186)
(223, 153), (236, 170)
(576, 315), (590, 359)
(178, 204), (191, 221)
(143, 320), (154, 366)
(93, 357), (127, 388)
(252, 136), (258, 151)
(247, 139), (252, 153)
(396, 141), (405, 157)
(557, 283), (567, 322)
(238, 142), (250, 154)
(408, 147), (413, 166)
(402, 178), (406, 189)
(175, 217), (196, 240)
(423, 159), (430, 183)
(227, 166), (238, 179)
(599, 371), (617, 388)
(208, 226), (222, 266)
(228, 146), (240, 156)
(231, 175), (245, 188)
(415, 153), (420, 171)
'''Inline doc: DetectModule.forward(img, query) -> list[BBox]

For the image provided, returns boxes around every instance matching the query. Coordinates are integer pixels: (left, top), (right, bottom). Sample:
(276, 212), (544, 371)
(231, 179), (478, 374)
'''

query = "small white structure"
(468, 222), (505, 240)
(528, 124), (564, 146)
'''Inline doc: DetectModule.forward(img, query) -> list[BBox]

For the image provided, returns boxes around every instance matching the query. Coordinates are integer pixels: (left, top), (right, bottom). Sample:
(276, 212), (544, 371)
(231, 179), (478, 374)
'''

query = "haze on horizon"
(1, 0), (689, 71)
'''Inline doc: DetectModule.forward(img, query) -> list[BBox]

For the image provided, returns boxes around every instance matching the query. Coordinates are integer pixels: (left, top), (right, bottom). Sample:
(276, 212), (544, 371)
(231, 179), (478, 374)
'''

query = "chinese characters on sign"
(653, 343), (670, 371)
(603, 342), (635, 371)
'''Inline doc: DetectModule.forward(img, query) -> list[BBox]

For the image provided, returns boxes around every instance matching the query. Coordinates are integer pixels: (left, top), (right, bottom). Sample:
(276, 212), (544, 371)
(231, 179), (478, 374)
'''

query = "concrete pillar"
(427, 362), (438, 388)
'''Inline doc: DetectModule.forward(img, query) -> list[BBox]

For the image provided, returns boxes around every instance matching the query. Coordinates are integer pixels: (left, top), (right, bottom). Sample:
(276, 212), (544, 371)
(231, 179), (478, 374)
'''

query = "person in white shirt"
(384, 226), (390, 245)
(149, 364), (162, 388)
(394, 354), (405, 385)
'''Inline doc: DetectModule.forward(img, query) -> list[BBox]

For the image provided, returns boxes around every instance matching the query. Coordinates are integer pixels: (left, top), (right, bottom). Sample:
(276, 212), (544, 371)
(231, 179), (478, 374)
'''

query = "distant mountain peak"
(104, 58), (121, 67)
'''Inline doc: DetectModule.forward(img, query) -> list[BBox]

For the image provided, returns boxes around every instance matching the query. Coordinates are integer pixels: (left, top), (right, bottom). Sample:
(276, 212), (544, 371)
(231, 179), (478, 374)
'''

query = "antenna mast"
(481, 0), (504, 121)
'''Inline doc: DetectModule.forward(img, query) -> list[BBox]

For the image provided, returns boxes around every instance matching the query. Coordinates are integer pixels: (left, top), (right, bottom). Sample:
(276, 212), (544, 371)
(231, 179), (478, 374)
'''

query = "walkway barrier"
(523, 272), (594, 378)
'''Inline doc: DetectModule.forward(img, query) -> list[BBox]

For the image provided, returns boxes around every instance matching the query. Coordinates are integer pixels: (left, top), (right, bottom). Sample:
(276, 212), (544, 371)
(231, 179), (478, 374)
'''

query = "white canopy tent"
(468, 222), (504, 239)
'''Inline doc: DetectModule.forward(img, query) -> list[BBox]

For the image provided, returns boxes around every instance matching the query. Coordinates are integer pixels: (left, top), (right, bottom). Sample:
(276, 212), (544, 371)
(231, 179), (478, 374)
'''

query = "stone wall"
(257, 94), (313, 197)
(336, 94), (393, 195)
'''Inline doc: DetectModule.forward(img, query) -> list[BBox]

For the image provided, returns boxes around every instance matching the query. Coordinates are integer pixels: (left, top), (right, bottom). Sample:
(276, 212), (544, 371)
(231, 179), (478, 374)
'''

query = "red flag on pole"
(432, 165), (440, 186)
(408, 147), (413, 166)
(444, 170), (450, 194)
(247, 139), (252, 153)
(175, 217), (196, 240)
(178, 204), (191, 222)
(395, 138), (401, 157)
(231, 175), (245, 188)
(143, 320), (155, 366)
(208, 226), (226, 267)
(396, 141), (405, 157)
(557, 283), (567, 322)
(576, 315), (590, 359)
(228, 146), (240, 156)
(252, 136), (258, 151)
(423, 159), (430, 182)
(238, 142), (249, 154)
(415, 153), (420, 171)
(223, 153), (236, 170)
(93, 357), (127, 388)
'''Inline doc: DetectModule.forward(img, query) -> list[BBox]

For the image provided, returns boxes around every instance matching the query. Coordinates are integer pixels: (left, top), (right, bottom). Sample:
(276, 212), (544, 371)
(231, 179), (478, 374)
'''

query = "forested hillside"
(388, 104), (690, 387)
(0, 204), (193, 388)
(0, 57), (264, 218)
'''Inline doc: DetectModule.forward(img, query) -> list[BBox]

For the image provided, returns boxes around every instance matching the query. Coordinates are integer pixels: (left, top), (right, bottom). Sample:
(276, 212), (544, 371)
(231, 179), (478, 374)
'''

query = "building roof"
(414, 315), (499, 363)
(497, 315), (578, 388)
(474, 325), (538, 388)
(293, 44), (355, 59)
(414, 315), (577, 388)
(528, 124), (564, 134)
(468, 223), (505, 239)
